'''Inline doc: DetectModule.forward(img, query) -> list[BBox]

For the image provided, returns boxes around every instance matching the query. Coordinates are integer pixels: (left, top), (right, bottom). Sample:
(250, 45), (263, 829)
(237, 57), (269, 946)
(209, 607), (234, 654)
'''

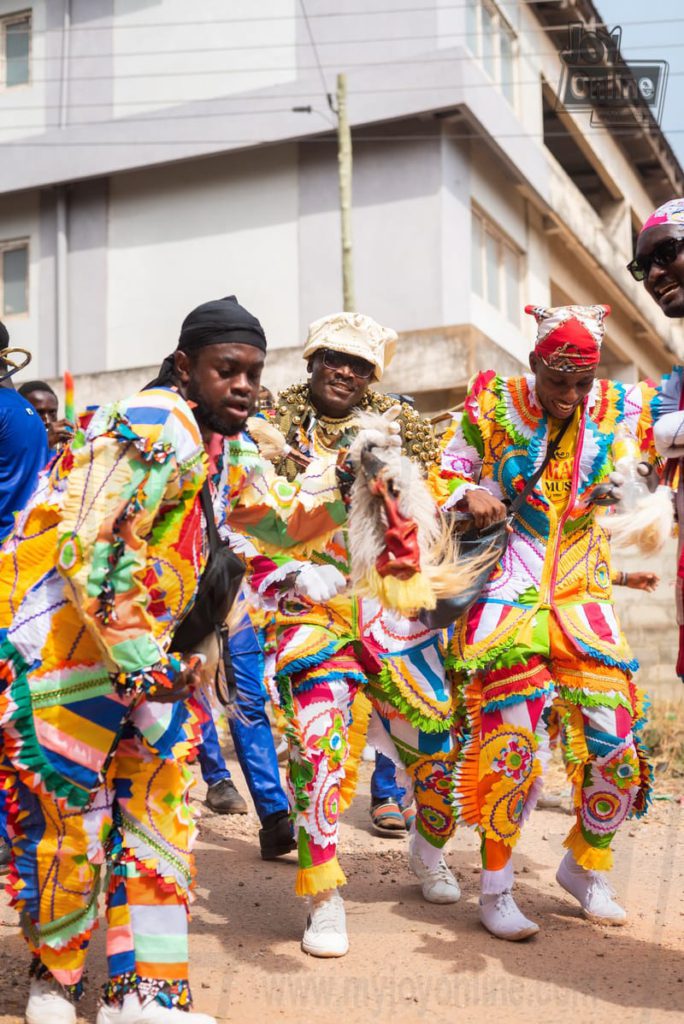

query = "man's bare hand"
(626, 571), (659, 592)
(459, 489), (507, 531)
(47, 419), (74, 449)
(146, 657), (203, 703)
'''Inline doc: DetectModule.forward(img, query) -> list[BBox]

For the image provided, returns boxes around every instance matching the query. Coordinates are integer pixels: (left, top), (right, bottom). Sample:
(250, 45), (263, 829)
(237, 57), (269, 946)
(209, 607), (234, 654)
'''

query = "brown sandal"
(370, 800), (406, 835)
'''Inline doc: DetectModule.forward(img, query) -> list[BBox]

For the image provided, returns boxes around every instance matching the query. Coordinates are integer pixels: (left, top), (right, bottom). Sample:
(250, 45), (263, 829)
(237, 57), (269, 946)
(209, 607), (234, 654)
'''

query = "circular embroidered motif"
(57, 532), (83, 575)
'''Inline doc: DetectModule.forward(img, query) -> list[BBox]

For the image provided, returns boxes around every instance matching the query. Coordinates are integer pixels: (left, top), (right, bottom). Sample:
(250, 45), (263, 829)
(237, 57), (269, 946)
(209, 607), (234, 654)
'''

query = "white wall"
(106, 144), (300, 370)
(469, 138), (533, 364)
(298, 130), (445, 338)
(112, 0), (297, 118)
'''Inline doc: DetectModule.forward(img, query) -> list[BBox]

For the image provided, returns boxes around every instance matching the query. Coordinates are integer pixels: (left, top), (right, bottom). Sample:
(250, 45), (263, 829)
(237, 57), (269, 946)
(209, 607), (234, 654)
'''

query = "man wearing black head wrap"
(0, 298), (350, 1023)
(148, 295), (266, 438)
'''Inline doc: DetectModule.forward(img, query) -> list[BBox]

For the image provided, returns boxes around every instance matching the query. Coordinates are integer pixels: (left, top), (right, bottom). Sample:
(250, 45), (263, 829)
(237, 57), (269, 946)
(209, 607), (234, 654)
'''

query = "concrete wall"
(112, 0), (297, 117)
(0, 190), (40, 355)
(612, 538), (680, 690)
(106, 144), (300, 370)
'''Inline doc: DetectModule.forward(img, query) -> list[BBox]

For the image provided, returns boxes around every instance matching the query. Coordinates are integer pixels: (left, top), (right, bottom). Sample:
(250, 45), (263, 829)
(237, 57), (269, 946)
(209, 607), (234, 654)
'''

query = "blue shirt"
(0, 388), (48, 543)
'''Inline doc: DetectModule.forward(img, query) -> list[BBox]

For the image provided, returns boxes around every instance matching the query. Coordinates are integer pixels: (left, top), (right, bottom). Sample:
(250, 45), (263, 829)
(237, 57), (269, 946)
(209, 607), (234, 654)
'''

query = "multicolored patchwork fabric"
(3, 696), (202, 998)
(455, 610), (650, 880)
(263, 386), (461, 894)
(0, 383), (348, 999)
(369, 707), (459, 856)
(278, 651), (368, 897)
(0, 388), (208, 812)
(441, 372), (658, 671)
(363, 602), (458, 733)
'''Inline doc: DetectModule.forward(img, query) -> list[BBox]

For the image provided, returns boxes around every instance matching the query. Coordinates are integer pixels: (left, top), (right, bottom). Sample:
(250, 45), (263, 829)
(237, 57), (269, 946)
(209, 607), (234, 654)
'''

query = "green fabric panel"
(491, 609), (550, 670)
(297, 826), (314, 868)
(29, 669), (113, 708)
(110, 634), (161, 673)
(134, 933), (189, 964)
(461, 415), (484, 457)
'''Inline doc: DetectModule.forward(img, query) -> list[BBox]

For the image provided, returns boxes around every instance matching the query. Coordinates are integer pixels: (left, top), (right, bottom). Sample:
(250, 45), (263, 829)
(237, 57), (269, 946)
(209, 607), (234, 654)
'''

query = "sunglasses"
(321, 348), (375, 379)
(627, 237), (684, 282)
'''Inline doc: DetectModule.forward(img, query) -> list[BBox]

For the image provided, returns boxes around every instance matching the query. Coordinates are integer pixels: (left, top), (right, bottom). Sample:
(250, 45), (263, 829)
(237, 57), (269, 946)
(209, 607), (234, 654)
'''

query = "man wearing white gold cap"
(252, 312), (462, 958)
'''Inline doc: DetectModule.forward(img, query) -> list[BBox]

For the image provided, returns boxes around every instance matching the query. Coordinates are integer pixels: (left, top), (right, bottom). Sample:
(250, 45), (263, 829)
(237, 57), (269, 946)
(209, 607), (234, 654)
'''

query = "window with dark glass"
(1, 242), (29, 316)
(3, 12), (31, 88)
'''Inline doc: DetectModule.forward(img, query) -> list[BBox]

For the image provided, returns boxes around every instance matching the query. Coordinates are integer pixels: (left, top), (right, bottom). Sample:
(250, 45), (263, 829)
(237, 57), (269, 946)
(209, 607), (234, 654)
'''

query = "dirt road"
(1, 756), (682, 1024)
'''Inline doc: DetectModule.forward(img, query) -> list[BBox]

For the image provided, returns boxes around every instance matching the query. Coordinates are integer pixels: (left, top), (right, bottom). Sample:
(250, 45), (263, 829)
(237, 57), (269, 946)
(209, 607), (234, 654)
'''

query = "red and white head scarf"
(525, 303), (610, 372)
(640, 197), (684, 235)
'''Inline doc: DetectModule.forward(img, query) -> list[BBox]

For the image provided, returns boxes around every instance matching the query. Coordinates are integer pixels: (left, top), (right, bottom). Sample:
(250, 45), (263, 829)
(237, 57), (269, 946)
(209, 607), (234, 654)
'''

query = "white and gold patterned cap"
(303, 312), (398, 380)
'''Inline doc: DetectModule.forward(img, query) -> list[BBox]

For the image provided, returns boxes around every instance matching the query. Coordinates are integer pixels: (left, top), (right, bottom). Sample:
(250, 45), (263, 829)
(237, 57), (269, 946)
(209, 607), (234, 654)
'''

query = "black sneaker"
(0, 838), (10, 874)
(259, 811), (296, 860)
(205, 778), (248, 815)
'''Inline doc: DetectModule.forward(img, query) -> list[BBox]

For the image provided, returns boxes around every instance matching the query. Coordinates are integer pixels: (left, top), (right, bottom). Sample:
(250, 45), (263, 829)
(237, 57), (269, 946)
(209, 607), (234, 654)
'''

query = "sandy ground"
(1, 754), (683, 1024)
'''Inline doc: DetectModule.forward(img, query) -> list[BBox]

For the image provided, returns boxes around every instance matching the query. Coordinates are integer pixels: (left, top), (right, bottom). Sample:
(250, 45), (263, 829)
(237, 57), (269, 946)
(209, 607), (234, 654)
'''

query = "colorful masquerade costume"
(441, 370), (656, 891)
(265, 382), (458, 896)
(0, 386), (346, 1009)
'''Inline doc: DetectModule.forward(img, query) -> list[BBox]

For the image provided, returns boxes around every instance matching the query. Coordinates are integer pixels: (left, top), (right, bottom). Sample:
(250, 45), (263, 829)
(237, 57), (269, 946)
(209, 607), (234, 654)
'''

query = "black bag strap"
(199, 479), (222, 554)
(508, 415), (573, 519)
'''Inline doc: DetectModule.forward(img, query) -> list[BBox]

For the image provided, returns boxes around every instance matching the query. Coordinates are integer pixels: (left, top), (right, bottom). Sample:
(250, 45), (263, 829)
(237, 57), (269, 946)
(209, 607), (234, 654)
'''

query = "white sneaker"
(556, 851), (627, 925)
(301, 889), (349, 957)
(96, 993), (217, 1024)
(479, 890), (540, 941)
(25, 977), (77, 1024)
(408, 851), (461, 904)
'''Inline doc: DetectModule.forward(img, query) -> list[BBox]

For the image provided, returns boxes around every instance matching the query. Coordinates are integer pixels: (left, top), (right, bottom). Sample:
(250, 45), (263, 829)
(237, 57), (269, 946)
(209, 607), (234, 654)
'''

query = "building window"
(2, 11), (31, 88)
(465, 0), (516, 106)
(471, 210), (521, 326)
(1, 241), (29, 315)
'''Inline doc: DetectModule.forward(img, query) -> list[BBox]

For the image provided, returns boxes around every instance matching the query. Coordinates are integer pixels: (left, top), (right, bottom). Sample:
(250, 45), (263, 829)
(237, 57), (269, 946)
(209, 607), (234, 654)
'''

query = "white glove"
(294, 564), (347, 603)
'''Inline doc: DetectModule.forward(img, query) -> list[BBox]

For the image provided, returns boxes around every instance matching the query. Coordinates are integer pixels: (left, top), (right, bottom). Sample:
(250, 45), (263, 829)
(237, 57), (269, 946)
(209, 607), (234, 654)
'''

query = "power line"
(9, 43), (681, 85)
(298, 0), (331, 105)
(19, 30), (683, 65)
(0, 71), (679, 129)
(0, 70), (674, 132)
(4, 127), (684, 148)
(0, 61), (679, 114)
(17, 2), (615, 35)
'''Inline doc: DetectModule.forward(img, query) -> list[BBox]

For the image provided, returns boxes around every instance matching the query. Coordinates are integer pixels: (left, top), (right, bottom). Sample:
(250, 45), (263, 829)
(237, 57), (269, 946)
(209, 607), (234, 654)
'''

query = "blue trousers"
(197, 697), (231, 788)
(197, 619), (288, 823)
(370, 750), (406, 804)
(228, 642), (288, 822)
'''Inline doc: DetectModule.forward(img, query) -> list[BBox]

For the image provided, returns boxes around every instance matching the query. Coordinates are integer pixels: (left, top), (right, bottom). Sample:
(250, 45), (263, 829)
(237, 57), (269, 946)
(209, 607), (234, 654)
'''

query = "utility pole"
(336, 73), (355, 312)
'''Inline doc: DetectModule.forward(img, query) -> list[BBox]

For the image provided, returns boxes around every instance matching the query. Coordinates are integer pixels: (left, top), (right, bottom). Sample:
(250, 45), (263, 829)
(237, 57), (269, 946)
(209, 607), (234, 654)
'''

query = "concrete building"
(0, 0), (682, 676)
(1, 0), (683, 403)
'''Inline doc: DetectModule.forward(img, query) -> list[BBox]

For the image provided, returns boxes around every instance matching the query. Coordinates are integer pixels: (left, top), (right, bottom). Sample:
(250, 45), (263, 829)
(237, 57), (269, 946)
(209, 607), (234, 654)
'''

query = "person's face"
(25, 389), (58, 427)
(175, 343), (264, 436)
(257, 385), (275, 414)
(529, 352), (596, 420)
(308, 349), (373, 418)
(634, 225), (684, 318)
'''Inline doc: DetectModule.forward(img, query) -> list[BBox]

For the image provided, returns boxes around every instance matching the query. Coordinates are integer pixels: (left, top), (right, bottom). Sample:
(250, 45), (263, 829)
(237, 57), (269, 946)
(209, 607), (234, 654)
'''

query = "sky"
(596, 0), (684, 170)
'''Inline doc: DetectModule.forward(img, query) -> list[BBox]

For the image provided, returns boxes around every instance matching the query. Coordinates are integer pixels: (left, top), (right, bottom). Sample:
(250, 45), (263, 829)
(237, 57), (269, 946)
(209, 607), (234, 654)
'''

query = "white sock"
(481, 860), (514, 895)
(409, 831), (442, 870)
(564, 850), (589, 874)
